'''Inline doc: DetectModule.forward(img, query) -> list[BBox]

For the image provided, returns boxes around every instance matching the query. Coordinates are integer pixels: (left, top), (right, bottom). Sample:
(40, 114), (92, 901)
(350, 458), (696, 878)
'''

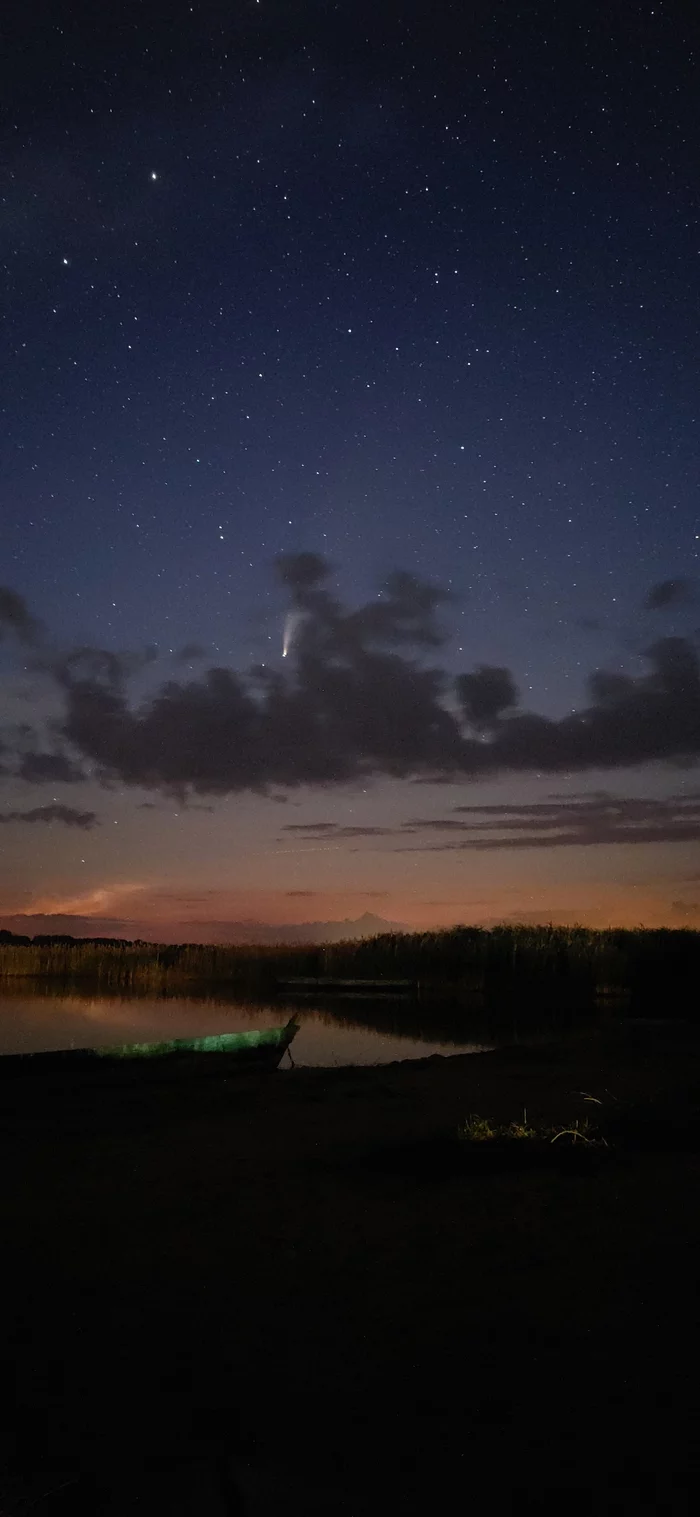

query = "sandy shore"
(1, 1018), (699, 1513)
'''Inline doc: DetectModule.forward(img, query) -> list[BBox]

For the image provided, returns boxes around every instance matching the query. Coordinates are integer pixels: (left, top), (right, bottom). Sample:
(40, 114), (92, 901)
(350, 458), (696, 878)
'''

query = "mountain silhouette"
(0, 912), (409, 946)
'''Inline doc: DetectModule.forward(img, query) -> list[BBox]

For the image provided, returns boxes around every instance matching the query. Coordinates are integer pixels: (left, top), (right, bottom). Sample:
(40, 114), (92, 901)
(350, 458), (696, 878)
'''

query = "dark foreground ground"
(1, 1018), (700, 1514)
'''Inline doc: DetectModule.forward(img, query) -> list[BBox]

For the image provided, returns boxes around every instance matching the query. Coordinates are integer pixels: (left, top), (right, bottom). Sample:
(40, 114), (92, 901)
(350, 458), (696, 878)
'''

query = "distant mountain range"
(0, 911), (410, 946)
(233, 912), (410, 944)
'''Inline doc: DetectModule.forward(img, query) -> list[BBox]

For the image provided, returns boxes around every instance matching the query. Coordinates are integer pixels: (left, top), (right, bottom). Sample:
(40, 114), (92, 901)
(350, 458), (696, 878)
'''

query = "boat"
(0, 1016), (299, 1078)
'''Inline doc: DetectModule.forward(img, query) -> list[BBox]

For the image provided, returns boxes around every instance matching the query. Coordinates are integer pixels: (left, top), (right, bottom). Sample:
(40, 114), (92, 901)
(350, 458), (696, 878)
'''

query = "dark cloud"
(0, 587), (44, 646)
(0, 803), (97, 828)
(283, 821), (338, 833)
(51, 645), (158, 685)
(409, 774), (462, 785)
(472, 636), (700, 775)
(276, 553), (452, 652)
(279, 793), (700, 852)
(400, 819), (463, 832)
(2, 559), (700, 797)
(172, 643), (207, 664)
(456, 665), (518, 728)
(280, 820), (398, 841)
(644, 578), (697, 611)
(280, 823), (394, 839)
(16, 751), (85, 785)
(400, 793), (700, 851)
(343, 570), (451, 650)
(275, 551), (328, 594)
(54, 558), (461, 793)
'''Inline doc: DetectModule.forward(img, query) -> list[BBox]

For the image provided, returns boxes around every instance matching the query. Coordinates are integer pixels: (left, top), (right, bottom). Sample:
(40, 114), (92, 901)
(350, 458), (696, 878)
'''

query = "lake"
(0, 989), (497, 1066)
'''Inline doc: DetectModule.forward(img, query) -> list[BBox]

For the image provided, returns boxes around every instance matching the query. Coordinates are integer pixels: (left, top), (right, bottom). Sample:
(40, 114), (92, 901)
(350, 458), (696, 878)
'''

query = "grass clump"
(459, 1114), (500, 1142)
(459, 1112), (539, 1142)
(458, 1113), (606, 1147)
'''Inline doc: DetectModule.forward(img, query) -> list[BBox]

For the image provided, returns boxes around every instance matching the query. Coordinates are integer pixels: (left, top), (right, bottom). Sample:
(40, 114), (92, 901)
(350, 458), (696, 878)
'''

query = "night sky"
(1, 0), (699, 938)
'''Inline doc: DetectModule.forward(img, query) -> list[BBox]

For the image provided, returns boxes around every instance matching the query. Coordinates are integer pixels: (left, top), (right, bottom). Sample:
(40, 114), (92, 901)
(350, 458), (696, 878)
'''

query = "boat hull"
(0, 1018), (299, 1079)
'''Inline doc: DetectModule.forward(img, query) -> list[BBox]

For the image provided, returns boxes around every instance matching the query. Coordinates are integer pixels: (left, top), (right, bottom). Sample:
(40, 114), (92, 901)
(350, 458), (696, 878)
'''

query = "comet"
(282, 611), (304, 658)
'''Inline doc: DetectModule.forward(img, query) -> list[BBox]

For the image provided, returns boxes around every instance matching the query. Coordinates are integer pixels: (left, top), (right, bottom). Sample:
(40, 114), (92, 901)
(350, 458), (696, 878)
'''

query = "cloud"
(52, 557), (462, 793)
(2, 559), (700, 797)
(172, 642), (208, 664)
(283, 821), (338, 833)
(26, 883), (147, 916)
(456, 665), (518, 728)
(281, 822), (395, 838)
(0, 803), (97, 828)
(401, 793), (700, 851)
(644, 578), (697, 611)
(16, 751), (85, 784)
(0, 587), (44, 646)
(51, 645), (158, 685)
(277, 793), (700, 852)
(274, 553), (452, 650)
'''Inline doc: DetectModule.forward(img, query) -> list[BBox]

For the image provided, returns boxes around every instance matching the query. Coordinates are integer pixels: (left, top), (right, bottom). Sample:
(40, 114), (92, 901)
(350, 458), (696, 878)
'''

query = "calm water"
(0, 990), (496, 1067)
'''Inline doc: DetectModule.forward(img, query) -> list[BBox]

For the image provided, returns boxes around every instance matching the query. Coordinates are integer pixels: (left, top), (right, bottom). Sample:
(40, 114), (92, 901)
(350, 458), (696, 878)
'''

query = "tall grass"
(0, 939), (313, 995)
(0, 924), (698, 1011)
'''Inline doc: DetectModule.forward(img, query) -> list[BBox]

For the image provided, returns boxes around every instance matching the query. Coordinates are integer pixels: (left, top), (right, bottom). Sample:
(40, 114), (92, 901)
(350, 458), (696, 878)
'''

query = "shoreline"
(2, 1019), (699, 1511)
(2, 1015), (700, 1128)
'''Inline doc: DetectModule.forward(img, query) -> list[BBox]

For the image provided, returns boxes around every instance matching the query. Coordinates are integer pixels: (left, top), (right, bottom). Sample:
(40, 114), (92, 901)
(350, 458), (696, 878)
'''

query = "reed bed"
(0, 924), (698, 1011)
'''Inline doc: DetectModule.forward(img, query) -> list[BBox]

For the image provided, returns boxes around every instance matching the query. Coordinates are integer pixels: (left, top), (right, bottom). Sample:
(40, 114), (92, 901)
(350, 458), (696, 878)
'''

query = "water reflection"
(0, 985), (502, 1066)
(0, 979), (602, 1066)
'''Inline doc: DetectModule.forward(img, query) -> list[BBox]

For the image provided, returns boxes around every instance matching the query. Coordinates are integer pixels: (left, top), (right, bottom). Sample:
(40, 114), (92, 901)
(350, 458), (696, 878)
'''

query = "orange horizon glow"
(1, 876), (698, 936)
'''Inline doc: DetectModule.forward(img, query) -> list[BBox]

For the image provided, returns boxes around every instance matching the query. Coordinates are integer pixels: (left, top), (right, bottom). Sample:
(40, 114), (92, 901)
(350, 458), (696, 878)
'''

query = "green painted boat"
(0, 1016), (299, 1077)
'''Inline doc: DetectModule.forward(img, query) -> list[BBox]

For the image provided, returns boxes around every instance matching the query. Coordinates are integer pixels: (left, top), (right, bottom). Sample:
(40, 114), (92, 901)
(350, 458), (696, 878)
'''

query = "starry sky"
(1, 0), (699, 939)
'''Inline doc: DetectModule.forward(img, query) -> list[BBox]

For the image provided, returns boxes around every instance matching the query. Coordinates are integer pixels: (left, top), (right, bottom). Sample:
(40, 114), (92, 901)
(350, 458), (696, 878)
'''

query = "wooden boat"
(0, 1016), (299, 1078)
